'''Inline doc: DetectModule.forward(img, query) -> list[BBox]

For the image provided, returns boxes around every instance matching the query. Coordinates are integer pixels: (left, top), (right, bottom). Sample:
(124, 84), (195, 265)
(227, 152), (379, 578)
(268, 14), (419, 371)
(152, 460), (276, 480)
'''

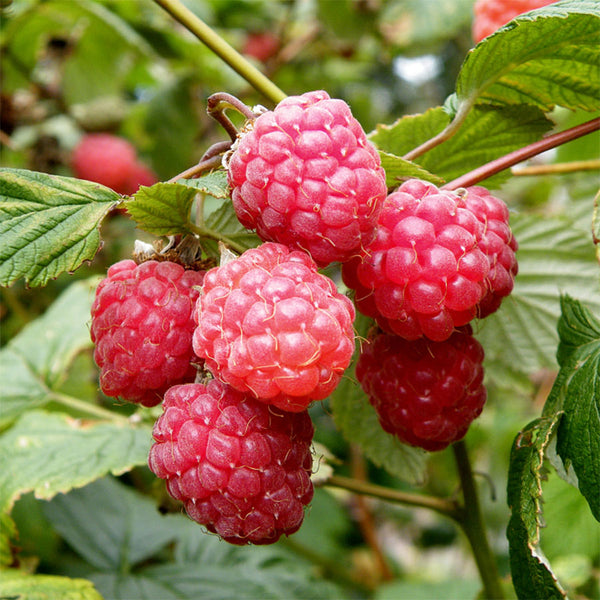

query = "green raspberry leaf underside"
(126, 182), (197, 236)
(478, 213), (600, 376)
(370, 105), (553, 186)
(179, 170), (230, 198)
(544, 296), (600, 521)
(0, 169), (120, 287)
(331, 314), (427, 485)
(0, 570), (102, 600)
(0, 410), (152, 515)
(507, 415), (566, 600)
(456, 0), (600, 112)
(378, 151), (444, 187)
(0, 278), (99, 427)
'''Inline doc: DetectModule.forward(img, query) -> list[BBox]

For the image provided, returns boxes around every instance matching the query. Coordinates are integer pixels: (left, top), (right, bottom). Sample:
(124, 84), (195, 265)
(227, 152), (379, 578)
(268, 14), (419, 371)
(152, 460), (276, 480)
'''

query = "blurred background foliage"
(1, 0), (599, 598)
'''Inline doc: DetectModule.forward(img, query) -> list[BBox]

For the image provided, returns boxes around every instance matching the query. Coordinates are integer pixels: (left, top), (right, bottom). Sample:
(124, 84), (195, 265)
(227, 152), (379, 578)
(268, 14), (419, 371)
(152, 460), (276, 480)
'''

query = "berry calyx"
(193, 242), (356, 412)
(356, 326), (487, 451)
(227, 90), (387, 267)
(148, 380), (314, 545)
(91, 259), (204, 407)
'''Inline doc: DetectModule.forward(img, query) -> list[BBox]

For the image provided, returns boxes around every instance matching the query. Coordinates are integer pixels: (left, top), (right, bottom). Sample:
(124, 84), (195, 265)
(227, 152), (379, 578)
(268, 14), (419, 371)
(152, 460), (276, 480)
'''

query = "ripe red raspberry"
(227, 91), (387, 267)
(193, 242), (355, 412)
(243, 31), (280, 62)
(148, 380), (314, 545)
(72, 133), (138, 194)
(342, 180), (491, 342)
(91, 259), (204, 407)
(473, 0), (556, 43)
(463, 186), (518, 317)
(356, 326), (486, 451)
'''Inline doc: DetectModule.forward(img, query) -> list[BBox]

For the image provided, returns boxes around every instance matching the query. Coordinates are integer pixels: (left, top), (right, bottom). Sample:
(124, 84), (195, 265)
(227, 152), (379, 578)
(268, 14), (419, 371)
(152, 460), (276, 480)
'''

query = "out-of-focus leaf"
(331, 314), (427, 485)
(593, 191), (600, 264)
(43, 477), (182, 572)
(456, 1), (600, 112)
(477, 213), (600, 374)
(0, 278), (98, 427)
(0, 169), (120, 287)
(506, 415), (567, 600)
(370, 105), (553, 186)
(378, 0), (473, 47)
(0, 411), (151, 514)
(375, 578), (481, 600)
(126, 182), (196, 236)
(543, 297), (600, 521)
(0, 570), (102, 600)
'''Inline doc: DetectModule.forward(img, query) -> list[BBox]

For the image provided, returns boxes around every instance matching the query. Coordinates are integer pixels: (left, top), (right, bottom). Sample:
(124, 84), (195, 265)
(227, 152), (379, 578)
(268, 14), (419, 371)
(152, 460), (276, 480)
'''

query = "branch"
(442, 117), (600, 190)
(512, 159), (600, 177)
(153, 0), (287, 105)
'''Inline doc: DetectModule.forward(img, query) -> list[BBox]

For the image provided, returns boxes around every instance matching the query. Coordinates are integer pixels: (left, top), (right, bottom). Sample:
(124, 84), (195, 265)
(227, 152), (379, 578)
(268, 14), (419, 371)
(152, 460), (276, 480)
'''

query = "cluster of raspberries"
(90, 91), (518, 544)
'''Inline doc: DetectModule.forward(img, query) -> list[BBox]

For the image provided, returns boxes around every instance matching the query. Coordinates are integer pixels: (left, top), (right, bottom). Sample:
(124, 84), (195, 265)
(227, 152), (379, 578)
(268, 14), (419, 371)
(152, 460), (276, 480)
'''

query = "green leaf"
(331, 314), (427, 485)
(477, 213), (600, 375)
(0, 570), (102, 600)
(0, 169), (120, 287)
(506, 414), (567, 600)
(370, 105), (553, 186)
(125, 182), (196, 236)
(0, 278), (99, 427)
(179, 171), (230, 199)
(456, 0), (600, 112)
(203, 200), (262, 257)
(0, 410), (151, 514)
(0, 513), (17, 567)
(375, 578), (481, 600)
(544, 297), (600, 521)
(378, 151), (444, 188)
(43, 477), (183, 572)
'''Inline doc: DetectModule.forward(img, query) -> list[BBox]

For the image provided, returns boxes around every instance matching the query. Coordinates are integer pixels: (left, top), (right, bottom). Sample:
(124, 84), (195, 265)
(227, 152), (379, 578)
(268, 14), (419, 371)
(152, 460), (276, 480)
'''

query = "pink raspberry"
(472, 0), (556, 43)
(192, 242), (355, 412)
(463, 186), (518, 317)
(91, 259), (204, 407)
(72, 133), (138, 194)
(356, 326), (486, 451)
(227, 91), (387, 267)
(121, 161), (158, 195)
(342, 180), (491, 342)
(148, 380), (314, 545)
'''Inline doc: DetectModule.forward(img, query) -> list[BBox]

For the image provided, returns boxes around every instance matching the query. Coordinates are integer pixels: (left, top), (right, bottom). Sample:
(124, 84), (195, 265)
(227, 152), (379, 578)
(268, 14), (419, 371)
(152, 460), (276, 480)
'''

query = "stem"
(50, 392), (131, 425)
(452, 441), (505, 600)
(442, 117), (600, 190)
(153, 0), (286, 105)
(403, 100), (473, 162)
(168, 153), (225, 183)
(324, 475), (461, 520)
(512, 159), (600, 176)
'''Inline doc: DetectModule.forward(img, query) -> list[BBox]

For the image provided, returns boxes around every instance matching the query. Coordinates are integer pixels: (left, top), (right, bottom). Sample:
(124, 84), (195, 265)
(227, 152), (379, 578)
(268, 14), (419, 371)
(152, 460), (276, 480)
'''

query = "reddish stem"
(442, 117), (600, 190)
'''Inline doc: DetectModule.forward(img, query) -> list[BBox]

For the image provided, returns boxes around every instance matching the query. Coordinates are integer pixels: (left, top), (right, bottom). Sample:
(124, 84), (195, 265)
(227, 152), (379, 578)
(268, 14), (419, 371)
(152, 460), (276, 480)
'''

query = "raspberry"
(356, 326), (486, 451)
(243, 32), (280, 62)
(148, 380), (314, 545)
(342, 180), (491, 342)
(463, 186), (518, 317)
(227, 91), (387, 267)
(91, 259), (204, 407)
(473, 0), (556, 43)
(193, 242), (355, 412)
(72, 133), (138, 194)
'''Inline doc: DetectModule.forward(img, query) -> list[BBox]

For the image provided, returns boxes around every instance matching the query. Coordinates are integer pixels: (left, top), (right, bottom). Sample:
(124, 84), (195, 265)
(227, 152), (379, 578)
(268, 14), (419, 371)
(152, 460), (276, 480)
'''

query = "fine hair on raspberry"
(148, 380), (314, 545)
(91, 259), (204, 407)
(193, 242), (356, 412)
(227, 90), (388, 267)
(356, 326), (487, 451)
